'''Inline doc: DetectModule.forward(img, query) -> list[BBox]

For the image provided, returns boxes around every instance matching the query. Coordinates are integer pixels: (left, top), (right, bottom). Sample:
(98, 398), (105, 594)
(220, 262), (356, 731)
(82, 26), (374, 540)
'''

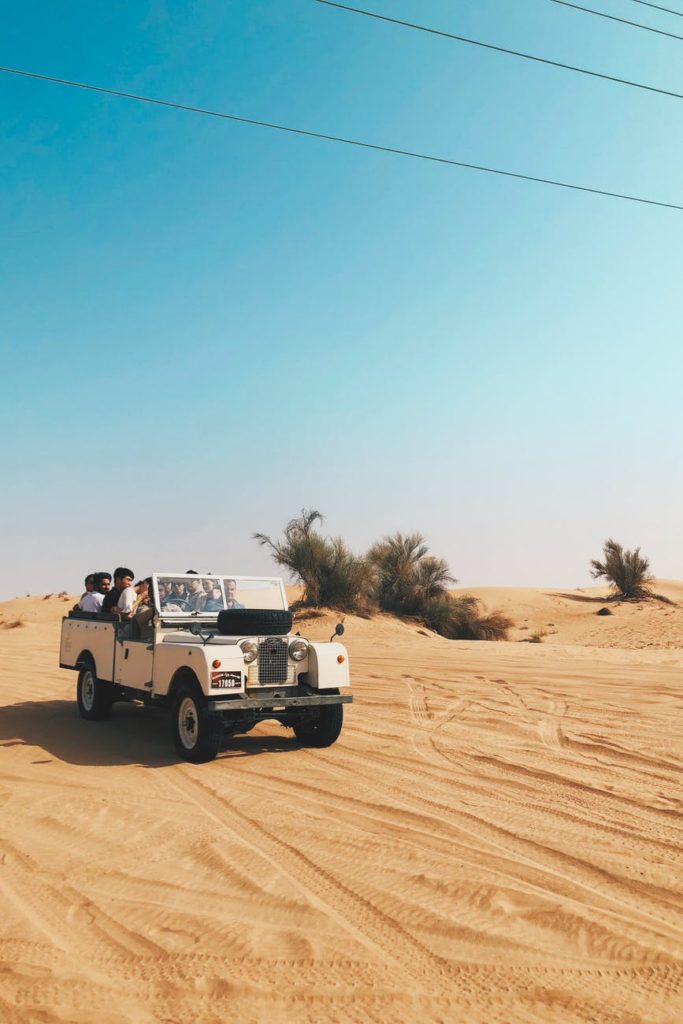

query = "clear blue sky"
(1, 0), (682, 599)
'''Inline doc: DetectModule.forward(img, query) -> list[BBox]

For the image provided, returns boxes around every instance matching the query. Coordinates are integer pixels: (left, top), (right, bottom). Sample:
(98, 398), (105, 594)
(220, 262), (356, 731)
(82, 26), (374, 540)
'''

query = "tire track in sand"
(0, 838), (165, 967)
(313, 745), (683, 959)
(163, 766), (457, 991)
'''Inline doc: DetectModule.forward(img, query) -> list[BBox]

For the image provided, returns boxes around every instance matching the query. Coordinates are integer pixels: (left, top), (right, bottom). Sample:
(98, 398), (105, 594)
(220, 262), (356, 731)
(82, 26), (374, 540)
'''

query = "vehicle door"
(114, 634), (154, 692)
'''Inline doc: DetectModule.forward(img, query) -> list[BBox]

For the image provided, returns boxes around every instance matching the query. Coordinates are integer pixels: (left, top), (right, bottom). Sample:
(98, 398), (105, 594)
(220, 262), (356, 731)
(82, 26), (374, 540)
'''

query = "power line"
(546, 0), (683, 41)
(1, 64), (681, 211)
(314, 0), (683, 104)
(628, 0), (683, 16)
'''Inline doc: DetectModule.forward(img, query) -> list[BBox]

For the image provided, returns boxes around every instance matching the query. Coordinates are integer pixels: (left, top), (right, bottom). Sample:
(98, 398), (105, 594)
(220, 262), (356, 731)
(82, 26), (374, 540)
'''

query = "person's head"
(211, 585), (222, 600)
(84, 574), (95, 592)
(172, 580), (185, 595)
(158, 580), (169, 600)
(142, 577), (154, 609)
(226, 579), (237, 602)
(113, 567), (135, 590)
(187, 577), (202, 593)
(94, 572), (112, 594)
(203, 578), (214, 594)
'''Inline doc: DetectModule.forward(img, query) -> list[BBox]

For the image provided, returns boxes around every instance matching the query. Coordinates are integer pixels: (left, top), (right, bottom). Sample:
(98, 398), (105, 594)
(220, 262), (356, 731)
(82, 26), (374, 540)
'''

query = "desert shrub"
(254, 509), (373, 613)
(367, 532), (511, 640)
(590, 538), (653, 600)
(367, 532), (455, 616)
(1, 617), (26, 630)
(423, 594), (512, 641)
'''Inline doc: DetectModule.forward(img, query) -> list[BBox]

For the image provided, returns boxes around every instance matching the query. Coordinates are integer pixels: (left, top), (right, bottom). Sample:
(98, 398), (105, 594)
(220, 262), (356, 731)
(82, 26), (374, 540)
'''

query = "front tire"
(171, 683), (222, 763)
(77, 662), (113, 721)
(293, 701), (344, 748)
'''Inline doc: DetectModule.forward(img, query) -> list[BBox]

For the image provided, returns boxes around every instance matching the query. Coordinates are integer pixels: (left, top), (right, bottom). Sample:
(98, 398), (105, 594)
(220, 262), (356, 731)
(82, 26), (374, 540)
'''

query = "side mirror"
(329, 622), (345, 641)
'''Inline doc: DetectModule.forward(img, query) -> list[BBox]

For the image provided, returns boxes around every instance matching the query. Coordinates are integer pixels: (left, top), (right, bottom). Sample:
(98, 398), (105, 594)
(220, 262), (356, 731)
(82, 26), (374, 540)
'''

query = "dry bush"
(590, 538), (653, 600)
(255, 509), (373, 613)
(1, 617), (26, 630)
(367, 532), (455, 616)
(255, 512), (511, 640)
(43, 594), (53, 600)
(423, 594), (512, 641)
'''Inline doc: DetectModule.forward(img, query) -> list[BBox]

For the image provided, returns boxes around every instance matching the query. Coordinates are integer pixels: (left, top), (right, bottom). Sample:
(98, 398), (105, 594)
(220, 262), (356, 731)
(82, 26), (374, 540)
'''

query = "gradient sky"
(1, 0), (682, 600)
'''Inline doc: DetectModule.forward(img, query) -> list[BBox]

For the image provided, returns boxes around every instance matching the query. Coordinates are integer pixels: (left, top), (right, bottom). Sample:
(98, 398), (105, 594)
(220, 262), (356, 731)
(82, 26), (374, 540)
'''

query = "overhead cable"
(314, 0), (683, 104)
(546, 0), (683, 41)
(0, 64), (681, 211)
(628, 0), (683, 16)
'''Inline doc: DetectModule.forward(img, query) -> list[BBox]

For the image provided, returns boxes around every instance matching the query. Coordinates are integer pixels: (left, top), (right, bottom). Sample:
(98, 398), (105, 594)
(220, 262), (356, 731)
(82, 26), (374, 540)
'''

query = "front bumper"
(210, 693), (352, 712)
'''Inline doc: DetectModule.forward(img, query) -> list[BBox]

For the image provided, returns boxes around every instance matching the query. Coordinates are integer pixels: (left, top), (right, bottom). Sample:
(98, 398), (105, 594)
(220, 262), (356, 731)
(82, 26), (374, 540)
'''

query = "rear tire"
(77, 662), (113, 721)
(171, 683), (222, 763)
(293, 701), (343, 748)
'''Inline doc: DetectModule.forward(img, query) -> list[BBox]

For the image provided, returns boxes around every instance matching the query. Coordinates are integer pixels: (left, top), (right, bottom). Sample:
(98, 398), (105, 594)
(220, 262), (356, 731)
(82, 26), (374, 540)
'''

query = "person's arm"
(117, 588), (137, 618)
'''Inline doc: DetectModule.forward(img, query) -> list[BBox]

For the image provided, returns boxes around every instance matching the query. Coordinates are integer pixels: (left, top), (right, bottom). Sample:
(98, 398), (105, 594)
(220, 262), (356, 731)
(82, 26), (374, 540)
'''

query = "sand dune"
(1, 590), (682, 1022)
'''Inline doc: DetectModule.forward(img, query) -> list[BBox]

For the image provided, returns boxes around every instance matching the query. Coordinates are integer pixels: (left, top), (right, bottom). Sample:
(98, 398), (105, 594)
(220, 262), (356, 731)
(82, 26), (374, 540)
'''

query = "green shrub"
(255, 514), (511, 639)
(590, 538), (653, 600)
(254, 509), (373, 613)
(367, 532), (455, 615)
(367, 533), (510, 640)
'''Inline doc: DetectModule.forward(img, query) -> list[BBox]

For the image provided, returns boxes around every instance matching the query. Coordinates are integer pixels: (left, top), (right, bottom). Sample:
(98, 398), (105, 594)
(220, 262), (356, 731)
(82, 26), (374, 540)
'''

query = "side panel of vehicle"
(59, 618), (116, 680)
(306, 642), (350, 689)
(114, 639), (154, 690)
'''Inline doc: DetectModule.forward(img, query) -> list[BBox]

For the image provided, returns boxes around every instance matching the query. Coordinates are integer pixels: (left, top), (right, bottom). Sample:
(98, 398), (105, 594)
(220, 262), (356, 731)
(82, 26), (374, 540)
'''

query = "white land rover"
(59, 574), (351, 763)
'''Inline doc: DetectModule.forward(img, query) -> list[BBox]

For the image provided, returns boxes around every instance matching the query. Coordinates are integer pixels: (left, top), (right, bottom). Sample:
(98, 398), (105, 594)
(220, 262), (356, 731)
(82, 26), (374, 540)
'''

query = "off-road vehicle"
(59, 574), (351, 762)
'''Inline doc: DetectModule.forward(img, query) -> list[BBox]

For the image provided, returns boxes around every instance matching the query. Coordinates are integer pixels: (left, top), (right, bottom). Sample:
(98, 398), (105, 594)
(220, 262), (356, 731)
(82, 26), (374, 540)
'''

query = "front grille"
(257, 637), (288, 685)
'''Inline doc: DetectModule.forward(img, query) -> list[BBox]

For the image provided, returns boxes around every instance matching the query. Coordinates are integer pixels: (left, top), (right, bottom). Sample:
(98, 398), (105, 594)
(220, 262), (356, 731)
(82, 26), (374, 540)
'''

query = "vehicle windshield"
(153, 575), (287, 616)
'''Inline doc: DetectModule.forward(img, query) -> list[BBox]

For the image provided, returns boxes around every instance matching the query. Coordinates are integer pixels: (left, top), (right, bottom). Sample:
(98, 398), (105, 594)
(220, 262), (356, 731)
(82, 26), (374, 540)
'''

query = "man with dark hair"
(186, 575), (206, 612)
(73, 573), (95, 612)
(101, 567), (135, 615)
(79, 572), (111, 612)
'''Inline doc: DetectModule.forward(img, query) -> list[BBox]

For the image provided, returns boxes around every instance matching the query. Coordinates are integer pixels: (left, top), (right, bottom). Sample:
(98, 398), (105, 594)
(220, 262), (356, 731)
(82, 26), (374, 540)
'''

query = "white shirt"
(117, 587), (137, 614)
(79, 591), (104, 612)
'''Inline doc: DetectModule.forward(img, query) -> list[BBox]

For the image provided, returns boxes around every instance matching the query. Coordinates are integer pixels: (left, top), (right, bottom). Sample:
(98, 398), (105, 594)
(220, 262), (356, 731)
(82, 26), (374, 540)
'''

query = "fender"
(306, 642), (350, 689)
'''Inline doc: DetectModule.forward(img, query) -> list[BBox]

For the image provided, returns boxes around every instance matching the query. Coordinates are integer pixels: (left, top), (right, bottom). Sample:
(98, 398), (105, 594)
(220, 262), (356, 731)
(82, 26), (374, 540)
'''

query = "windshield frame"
(152, 573), (288, 618)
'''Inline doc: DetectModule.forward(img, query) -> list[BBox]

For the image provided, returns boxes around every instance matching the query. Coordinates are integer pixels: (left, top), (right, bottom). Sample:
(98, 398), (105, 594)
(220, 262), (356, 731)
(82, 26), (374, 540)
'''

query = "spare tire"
(217, 608), (293, 637)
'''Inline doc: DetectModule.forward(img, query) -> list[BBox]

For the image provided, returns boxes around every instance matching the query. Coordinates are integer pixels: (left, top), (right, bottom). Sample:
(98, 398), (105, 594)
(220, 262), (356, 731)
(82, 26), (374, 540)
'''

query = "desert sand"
(1, 584), (682, 1023)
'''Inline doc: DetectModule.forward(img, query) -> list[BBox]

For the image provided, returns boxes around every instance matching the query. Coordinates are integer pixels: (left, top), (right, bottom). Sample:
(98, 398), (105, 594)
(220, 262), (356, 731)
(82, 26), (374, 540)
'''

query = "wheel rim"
(178, 696), (199, 750)
(82, 670), (96, 711)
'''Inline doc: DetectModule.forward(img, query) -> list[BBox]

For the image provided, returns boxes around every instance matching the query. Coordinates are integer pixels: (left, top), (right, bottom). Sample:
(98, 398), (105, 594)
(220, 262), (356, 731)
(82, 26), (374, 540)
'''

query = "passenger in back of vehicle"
(73, 573), (96, 612)
(122, 577), (155, 640)
(79, 572), (112, 612)
(101, 567), (135, 615)
(134, 577), (155, 639)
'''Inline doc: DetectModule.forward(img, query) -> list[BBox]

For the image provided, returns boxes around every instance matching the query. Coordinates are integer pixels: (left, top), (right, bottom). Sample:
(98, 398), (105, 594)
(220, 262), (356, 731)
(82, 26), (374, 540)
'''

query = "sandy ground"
(1, 586), (682, 1023)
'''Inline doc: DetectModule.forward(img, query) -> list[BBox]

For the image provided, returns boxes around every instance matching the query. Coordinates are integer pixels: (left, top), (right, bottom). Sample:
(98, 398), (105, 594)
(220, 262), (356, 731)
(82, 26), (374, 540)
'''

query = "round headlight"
(240, 640), (258, 664)
(289, 638), (309, 662)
